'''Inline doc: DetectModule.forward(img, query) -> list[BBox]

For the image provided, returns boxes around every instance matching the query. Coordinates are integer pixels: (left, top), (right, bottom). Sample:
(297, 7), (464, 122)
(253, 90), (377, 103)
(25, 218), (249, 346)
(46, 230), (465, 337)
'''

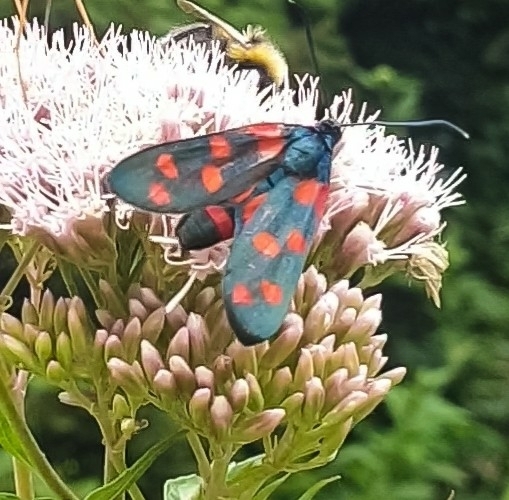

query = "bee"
(159, 0), (288, 88)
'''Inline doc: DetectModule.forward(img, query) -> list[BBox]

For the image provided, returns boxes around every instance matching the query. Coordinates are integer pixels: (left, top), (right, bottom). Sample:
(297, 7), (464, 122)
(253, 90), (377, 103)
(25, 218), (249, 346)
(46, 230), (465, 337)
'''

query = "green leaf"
(252, 474), (290, 500)
(163, 473), (201, 500)
(85, 432), (181, 500)
(296, 476), (341, 500)
(0, 493), (21, 500)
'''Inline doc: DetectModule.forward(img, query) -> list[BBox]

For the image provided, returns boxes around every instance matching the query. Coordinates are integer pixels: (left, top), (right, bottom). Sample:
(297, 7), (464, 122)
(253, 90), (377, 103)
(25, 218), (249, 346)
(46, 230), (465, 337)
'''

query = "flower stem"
(0, 241), (40, 312)
(13, 458), (33, 500)
(205, 444), (233, 500)
(187, 432), (210, 481)
(0, 374), (79, 500)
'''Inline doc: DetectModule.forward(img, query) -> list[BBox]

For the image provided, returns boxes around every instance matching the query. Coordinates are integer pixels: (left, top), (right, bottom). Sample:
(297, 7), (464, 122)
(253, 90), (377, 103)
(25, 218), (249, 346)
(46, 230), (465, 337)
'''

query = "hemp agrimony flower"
(0, 16), (465, 500)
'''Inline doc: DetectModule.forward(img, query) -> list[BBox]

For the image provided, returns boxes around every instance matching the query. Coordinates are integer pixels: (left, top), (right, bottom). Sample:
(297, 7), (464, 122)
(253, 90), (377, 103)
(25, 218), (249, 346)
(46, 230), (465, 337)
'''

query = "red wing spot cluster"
(231, 280), (284, 307)
(285, 229), (307, 253)
(155, 153), (179, 179)
(201, 165), (224, 193)
(252, 231), (281, 258)
(204, 206), (234, 240)
(241, 194), (267, 223)
(148, 182), (171, 206)
(260, 280), (284, 305)
(231, 283), (253, 305)
(209, 135), (232, 160)
(293, 179), (322, 206)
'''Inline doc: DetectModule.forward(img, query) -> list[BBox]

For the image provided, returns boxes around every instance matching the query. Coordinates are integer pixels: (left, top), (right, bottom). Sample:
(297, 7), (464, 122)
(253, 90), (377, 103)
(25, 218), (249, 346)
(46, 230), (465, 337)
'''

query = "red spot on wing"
(244, 123), (283, 137)
(156, 154), (178, 179)
(209, 135), (231, 160)
(201, 165), (224, 193)
(260, 280), (283, 305)
(204, 206), (234, 240)
(241, 194), (267, 223)
(243, 123), (286, 161)
(286, 229), (307, 253)
(148, 182), (171, 206)
(252, 232), (281, 258)
(231, 283), (253, 305)
(313, 184), (330, 219)
(231, 186), (255, 204)
(294, 179), (322, 206)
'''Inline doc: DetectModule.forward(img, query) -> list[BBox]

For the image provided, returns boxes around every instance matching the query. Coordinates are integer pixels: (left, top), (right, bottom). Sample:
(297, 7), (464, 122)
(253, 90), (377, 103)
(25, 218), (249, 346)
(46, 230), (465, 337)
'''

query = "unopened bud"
(141, 307), (165, 344)
(121, 317), (142, 362)
(169, 355), (196, 396)
(229, 378), (249, 413)
(264, 367), (292, 406)
(210, 395), (233, 438)
(293, 349), (314, 390)
(302, 377), (325, 424)
(167, 327), (190, 363)
(233, 409), (285, 443)
(188, 388), (211, 428)
(56, 332), (73, 370)
(195, 365), (215, 389)
(35, 331), (53, 365)
(53, 298), (69, 336)
(140, 340), (164, 383)
(46, 360), (68, 384)
(0, 313), (23, 340)
(260, 320), (303, 370)
(21, 299), (38, 325)
(39, 289), (55, 333)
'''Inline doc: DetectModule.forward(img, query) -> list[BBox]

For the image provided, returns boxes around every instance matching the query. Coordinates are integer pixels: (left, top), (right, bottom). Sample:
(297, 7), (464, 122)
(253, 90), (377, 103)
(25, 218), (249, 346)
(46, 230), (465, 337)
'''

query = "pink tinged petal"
(302, 377), (325, 424)
(169, 355), (196, 396)
(128, 299), (148, 321)
(107, 358), (147, 398)
(259, 318), (303, 370)
(189, 388), (212, 428)
(195, 365), (215, 389)
(186, 313), (208, 366)
(343, 308), (382, 344)
(322, 391), (370, 425)
(210, 395), (233, 438)
(141, 308), (166, 344)
(212, 355), (234, 386)
(226, 341), (258, 378)
(293, 348), (314, 391)
(264, 367), (293, 406)
(104, 335), (125, 361)
(121, 317), (142, 363)
(232, 409), (286, 444)
(140, 339), (164, 383)
(376, 367), (407, 386)
(229, 378), (250, 413)
(153, 369), (178, 401)
(166, 327), (190, 363)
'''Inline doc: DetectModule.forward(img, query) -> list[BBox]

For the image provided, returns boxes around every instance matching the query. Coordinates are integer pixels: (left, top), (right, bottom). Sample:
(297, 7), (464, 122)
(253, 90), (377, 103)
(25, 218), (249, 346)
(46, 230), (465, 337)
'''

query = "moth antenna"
(342, 119), (470, 139)
(165, 271), (198, 313)
(288, 0), (328, 105)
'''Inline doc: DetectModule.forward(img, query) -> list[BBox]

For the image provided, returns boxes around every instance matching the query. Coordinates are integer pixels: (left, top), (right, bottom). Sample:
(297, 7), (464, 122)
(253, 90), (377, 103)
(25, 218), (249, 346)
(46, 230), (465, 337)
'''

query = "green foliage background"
(1, 0), (508, 498)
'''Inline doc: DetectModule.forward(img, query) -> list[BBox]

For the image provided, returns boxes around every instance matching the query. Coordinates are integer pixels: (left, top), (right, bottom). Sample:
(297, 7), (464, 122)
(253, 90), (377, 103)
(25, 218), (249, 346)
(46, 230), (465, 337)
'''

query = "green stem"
(12, 371), (34, 500)
(205, 444), (233, 500)
(0, 241), (40, 310)
(0, 375), (79, 500)
(187, 432), (210, 481)
(13, 458), (33, 500)
(91, 395), (145, 500)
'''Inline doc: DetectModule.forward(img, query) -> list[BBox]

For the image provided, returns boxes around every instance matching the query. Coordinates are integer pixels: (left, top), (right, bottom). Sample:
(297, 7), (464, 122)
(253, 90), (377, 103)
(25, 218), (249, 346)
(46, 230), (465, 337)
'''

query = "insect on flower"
(160, 0), (288, 88)
(108, 118), (467, 345)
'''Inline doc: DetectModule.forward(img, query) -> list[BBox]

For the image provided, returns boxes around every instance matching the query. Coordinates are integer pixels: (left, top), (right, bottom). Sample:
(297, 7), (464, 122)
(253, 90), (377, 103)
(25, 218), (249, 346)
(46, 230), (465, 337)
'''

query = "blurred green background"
(1, 0), (508, 498)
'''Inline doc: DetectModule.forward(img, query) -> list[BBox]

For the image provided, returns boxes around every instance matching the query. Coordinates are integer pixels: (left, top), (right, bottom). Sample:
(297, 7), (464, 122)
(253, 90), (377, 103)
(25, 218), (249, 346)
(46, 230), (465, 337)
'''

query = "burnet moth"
(108, 117), (468, 346)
